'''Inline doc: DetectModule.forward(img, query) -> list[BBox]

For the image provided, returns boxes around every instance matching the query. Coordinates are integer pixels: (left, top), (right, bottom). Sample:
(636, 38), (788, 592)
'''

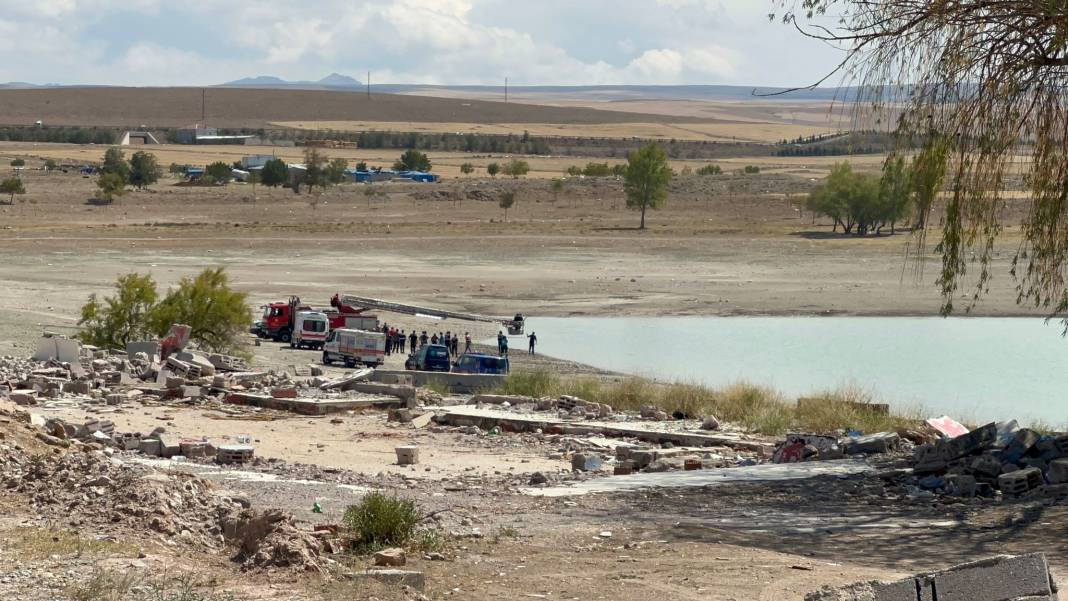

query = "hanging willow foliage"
(773, 0), (1068, 317)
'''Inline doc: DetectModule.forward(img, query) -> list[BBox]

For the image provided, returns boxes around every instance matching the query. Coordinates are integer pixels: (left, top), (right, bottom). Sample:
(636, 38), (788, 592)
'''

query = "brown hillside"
(0, 87), (710, 129)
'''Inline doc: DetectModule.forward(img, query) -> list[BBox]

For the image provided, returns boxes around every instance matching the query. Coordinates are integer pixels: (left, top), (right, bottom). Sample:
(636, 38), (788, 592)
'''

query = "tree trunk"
(640, 204), (647, 230)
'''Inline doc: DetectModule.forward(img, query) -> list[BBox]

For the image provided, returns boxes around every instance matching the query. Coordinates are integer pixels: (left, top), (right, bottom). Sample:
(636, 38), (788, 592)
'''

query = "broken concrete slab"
(319, 368), (374, 390)
(224, 392), (401, 415)
(806, 553), (1058, 601)
(31, 336), (81, 363)
(525, 459), (872, 497)
(395, 446), (419, 465)
(845, 432), (901, 455)
(410, 412), (434, 429)
(126, 341), (159, 360)
(438, 405), (772, 452)
(349, 383), (416, 407)
(471, 394), (537, 405)
(373, 548), (407, 567)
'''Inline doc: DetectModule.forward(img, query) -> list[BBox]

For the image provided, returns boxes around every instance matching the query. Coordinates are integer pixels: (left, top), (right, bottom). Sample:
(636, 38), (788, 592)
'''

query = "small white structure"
(119, 131), (161, 146)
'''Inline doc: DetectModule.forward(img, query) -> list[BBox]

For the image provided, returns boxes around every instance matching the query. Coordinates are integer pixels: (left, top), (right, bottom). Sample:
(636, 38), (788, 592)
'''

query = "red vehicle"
(251, 296), (379, 342)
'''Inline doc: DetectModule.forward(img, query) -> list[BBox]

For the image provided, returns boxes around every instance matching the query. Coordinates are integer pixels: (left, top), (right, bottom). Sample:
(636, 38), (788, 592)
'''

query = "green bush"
(343, 492), (420, 552)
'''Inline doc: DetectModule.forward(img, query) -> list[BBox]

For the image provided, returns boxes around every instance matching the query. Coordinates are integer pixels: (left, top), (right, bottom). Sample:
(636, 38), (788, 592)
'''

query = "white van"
(322, 328), (386, 367)
(291, 311), (329, 350)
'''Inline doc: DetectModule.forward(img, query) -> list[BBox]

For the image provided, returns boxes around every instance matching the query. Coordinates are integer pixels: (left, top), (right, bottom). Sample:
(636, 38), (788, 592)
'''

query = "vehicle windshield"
(304, 320), (326, 332)
(428, 347), (449, 359)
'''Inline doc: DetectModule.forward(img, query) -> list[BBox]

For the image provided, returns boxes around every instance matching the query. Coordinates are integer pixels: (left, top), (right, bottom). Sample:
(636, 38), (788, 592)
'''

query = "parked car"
(405, 344), (451, 372)
(451, 353), (509, 375)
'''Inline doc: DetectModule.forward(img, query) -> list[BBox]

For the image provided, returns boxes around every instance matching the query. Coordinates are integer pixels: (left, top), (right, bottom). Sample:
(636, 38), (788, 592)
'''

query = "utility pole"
(367, 71), (371, 100)
(201, 88), (206, 123)
(505, 77), (508, 103)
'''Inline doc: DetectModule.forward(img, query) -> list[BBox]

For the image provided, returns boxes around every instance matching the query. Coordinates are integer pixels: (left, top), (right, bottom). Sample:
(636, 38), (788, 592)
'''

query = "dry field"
(273, 119), (837, 144)
(0, 87), (706, 129)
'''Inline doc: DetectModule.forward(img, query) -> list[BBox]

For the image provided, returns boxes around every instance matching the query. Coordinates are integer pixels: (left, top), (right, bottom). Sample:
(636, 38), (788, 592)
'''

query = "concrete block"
(181, 385), (204, 399)
(571, 453), (602, 472)
(946, 474), (978, 497)
(158, 436), (180, 458)
(179, 441), (212, 459)
(217, 444), (254, 464)
(807, 553), (1057, 601)
(165, 376), (185, 389)
(1002, 428), (1041, 464)
(947, 422), (998, 459)
(373, 548), (406, 567)
(139, 439), (162, 457)
(925, 553), (1055, 601)
(395, 445), (419, 465)
(845, 432), (901, 455)
(63, 380), (91, 395)
(1048, 458), (1068, 484)
(7, 390), (37, 406)
(998, 467), (1043, 495)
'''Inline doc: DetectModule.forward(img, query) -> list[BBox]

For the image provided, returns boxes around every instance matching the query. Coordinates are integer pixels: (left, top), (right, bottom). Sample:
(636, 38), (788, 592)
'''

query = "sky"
(0, 0), (845, 88)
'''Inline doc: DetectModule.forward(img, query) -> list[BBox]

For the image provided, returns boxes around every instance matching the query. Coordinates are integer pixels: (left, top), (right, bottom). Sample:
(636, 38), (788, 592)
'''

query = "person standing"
(500, 334), (509, 357)
(410, 330), (418, 351)
(384, 328), (393, 356)
(419, 331), (428, 346)
(464, 332), (472, 354)
(396, 330), (405, 354)
(527, 332), (537, 355)
(451, 333), (459, 356)
(496, 331), (504, 355)
(431, 333), (438, 345)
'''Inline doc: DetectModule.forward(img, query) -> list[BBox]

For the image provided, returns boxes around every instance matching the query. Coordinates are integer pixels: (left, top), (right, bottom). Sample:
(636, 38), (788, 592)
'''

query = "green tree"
(502, 159), (530, 178)
(168, 163), (188, 175)
(260, 158), (289, 187)
(696, 164), (722, 176)
(9, 158), (24, 167)
(96, 172), (127, 203)
(624, 143), (672, 230)
(777, 0), (1068, 314)
(101, 148), (129, 183)
(876, 154), (913, 234)
(550, 178), (564, 203)
(487, 162), (500, 177)
(743, 165), (760, 174)
(0, 177), (25, 204)
(128, 151), (161, 189)
(326, 157), (349, 185)
(910, 137), (948, 232)
(151, 268), (251, 354)
(43, 159), (58, 172)
(78, 273), (160, 349)
(205, 161), (233, 184)
(302, 148), (328, 191)
(394, 149), (432, 172)
(565, 165), (583, 177)
(355, 161), (368, 171)
(460, 163), (475, 175)
(499, 191), (516, 221)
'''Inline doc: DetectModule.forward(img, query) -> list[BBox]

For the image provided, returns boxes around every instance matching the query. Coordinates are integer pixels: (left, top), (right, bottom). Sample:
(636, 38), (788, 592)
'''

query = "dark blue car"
(452, 353), (510, 375)
(405, 344), (451, 372)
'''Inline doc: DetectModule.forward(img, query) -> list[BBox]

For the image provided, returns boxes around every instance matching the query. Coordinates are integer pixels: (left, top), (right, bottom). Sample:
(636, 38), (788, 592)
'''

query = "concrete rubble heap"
(807, 553), (1059, 601)
(908, 421), (1068, 499)
(0, 406), (336, 572)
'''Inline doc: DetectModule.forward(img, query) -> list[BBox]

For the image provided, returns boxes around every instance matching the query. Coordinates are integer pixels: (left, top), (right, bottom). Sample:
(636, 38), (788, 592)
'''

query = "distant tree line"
(0, 126), (115, 145)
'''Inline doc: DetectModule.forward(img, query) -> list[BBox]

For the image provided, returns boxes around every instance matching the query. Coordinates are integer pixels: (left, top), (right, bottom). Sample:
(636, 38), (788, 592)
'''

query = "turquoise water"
(515, 316), (1068, 424)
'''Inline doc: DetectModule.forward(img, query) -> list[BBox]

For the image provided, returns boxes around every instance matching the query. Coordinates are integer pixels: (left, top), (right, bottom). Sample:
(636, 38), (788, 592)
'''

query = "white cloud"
(0, 0), (841, 87)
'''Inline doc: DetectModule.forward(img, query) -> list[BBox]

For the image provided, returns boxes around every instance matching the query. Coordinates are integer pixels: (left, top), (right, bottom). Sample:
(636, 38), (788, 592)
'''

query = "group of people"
(383, 322), (538, 358)
(381, 324), (408, 356)
(384, 325), (472, 358)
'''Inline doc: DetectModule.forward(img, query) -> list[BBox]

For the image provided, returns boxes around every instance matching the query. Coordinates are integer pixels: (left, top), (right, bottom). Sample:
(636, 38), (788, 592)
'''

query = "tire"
(322, 352), (331, 365)
(279, 330), (292, 343)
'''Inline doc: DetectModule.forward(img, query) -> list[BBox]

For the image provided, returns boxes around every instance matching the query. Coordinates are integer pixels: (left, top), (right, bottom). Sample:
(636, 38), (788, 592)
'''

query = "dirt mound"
(0, 411), (334, 572)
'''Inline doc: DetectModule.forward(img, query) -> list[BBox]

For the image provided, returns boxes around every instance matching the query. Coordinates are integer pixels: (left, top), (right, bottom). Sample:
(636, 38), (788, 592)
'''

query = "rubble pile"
(222, 508), (339, 573)
(0, 409), (336, 572)
(905, 420), (1068, 499)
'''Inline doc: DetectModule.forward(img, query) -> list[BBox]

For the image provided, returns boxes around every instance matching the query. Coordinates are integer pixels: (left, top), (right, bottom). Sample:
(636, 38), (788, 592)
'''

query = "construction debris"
(806, 553), (1058, 601)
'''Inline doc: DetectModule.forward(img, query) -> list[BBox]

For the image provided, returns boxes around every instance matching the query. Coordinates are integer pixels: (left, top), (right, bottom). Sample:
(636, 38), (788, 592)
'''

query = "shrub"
(696, 164), (722, 176)
(743, 165), (760, 174)
(343, 492), (420, 552)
